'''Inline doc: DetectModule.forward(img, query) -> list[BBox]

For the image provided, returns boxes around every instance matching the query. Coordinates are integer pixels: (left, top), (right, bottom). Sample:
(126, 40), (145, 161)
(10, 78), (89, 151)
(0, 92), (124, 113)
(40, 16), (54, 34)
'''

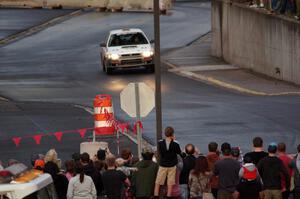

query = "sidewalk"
(163, 33), (300, 96)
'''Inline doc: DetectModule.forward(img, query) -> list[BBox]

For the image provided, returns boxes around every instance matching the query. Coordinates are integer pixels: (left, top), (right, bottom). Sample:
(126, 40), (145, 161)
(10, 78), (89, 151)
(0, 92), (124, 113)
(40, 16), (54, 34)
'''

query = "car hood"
(107, 44), (152, 54)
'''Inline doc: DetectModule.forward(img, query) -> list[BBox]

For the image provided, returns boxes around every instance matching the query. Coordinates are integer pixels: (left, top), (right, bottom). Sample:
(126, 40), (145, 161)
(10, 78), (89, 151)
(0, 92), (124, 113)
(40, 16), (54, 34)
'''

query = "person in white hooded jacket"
(67, 163), (96, 199)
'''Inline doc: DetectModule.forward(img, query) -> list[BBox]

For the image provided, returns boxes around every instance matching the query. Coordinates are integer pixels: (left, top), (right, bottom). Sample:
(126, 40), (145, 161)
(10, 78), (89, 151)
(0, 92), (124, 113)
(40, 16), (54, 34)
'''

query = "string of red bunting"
(11, 121), (143, 147)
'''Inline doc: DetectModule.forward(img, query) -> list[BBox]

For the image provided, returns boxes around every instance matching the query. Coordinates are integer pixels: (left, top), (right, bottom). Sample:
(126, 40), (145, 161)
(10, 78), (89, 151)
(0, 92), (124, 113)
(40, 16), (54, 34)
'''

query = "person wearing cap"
(235, 156), (263, 199)
(214, 142), (240, 199)
(244, 137), (268, 166)
(132, 146), (158, 199)
(257, 143), (290, 199)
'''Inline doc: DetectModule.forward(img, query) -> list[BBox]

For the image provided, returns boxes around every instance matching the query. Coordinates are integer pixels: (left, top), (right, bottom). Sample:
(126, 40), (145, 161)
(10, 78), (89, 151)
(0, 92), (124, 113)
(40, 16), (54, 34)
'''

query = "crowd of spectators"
(1, 126), (300, 199)
(242, 0), (300, 20)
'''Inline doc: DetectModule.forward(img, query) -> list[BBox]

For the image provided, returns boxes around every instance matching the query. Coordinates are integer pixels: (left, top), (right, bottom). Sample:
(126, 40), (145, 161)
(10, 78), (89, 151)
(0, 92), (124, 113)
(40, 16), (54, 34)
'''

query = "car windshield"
(108, 32), (148, 47)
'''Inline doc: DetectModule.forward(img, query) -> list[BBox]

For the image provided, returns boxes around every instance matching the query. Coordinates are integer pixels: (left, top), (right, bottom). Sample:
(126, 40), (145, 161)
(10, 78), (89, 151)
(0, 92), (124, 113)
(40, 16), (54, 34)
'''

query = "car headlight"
(107, 53), (120, 60)
(142, 51), (154, 58)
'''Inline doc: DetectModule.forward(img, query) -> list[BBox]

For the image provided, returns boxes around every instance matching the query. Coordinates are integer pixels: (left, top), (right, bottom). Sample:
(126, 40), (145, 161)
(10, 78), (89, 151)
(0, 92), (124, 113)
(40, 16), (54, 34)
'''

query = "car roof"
(109, 28), (144, 35)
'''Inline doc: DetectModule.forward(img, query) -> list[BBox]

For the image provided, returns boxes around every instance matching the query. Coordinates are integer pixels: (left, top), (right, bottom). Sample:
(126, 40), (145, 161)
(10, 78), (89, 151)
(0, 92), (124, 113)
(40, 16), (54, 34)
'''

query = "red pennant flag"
(117, 123), (129, 133)
(54, 132), (63, 142)
(78, 129), (87, 138)
(133, 121), (143, 134)
(12, 137), (21, 147)
(33, 134), (42, 145)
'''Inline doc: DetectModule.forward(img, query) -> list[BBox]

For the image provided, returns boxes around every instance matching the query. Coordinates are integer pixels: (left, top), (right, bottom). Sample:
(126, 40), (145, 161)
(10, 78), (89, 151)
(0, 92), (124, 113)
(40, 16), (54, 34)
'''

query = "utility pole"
(154, 0), (162, 143)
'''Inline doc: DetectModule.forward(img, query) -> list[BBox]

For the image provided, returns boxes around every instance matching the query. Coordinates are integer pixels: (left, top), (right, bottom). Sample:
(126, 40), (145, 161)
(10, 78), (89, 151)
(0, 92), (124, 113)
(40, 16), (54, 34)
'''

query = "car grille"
(121, 53), (141, 57)
(121, 59), (143, 65)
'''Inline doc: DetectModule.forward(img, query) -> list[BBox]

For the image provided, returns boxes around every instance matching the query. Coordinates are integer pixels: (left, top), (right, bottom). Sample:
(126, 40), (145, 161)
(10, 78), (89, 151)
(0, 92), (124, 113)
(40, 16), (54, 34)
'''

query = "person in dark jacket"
(257, 143), (290, 199)
(80, 152), (103, 196)
(154, 126), (184, 199)
(132, 147), (158, 199)
(214, 142), (240, 199)
(44, 161), (69, 199)
(244, 137), (268, 166)
(179, 143), (196, 199)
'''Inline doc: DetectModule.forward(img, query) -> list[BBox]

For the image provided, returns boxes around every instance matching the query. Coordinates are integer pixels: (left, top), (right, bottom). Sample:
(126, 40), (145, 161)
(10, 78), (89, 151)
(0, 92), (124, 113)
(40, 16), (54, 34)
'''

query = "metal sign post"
(154, 0), (163, 143)
(134, 83), (142, 159)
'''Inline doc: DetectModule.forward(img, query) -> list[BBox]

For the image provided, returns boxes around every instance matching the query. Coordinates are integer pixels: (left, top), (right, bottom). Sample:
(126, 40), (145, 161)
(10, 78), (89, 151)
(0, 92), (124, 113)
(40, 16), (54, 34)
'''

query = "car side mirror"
(150, 39), (154, 44)
(100, 43), (106, 47)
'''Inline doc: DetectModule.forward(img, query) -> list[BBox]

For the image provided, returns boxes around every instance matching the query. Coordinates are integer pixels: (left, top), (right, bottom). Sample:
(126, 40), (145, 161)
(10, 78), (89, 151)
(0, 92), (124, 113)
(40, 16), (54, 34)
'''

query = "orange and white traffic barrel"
(94, 94), (115, 136)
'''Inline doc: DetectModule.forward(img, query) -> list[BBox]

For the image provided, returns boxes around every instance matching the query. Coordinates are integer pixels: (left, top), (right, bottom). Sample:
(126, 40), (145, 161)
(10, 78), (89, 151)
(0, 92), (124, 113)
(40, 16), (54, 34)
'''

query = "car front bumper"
(106, 57), (154, 68)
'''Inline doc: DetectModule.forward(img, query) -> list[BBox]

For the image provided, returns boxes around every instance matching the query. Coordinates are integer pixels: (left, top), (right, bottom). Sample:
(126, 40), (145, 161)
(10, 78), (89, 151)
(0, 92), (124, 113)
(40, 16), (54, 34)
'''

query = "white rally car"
(100, 28), (154, 74)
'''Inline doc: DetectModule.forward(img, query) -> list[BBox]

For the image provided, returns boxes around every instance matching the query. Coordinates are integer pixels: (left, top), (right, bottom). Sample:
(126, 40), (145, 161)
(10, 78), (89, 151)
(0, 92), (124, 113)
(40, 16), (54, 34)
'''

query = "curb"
(163, 60), (300, 96)
(0, 9), (82, 46)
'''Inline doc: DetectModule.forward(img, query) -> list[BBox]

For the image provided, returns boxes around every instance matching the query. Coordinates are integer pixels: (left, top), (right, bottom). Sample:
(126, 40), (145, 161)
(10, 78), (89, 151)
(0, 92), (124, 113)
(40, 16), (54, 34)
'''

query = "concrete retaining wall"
(211, 0), (300, 85)
(0, 0), (172, 10)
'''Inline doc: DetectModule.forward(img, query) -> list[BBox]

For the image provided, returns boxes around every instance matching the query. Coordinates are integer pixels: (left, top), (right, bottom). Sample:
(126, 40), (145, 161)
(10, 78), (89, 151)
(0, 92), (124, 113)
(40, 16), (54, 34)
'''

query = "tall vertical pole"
(154, 0), (162, 143)
(134, 83), (142, 159)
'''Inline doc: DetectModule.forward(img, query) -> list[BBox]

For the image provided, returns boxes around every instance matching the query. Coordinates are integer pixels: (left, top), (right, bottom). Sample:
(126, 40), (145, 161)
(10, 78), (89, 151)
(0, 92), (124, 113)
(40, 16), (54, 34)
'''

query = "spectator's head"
(80, 152), (90, 165)
(34, 159), (45, 170)
(44, 161), (59, 178)
(115, 158), (125, 167)
(192, 156), (209, 176)
(164, 126), (174, 138)
(208, 142), (218, 153)
(142, 146), (154, 160)
(243, 155), (253, 164)
(298, 144), (300, 153)
(97, 149), (106, 161)
(65, 160), (75, 173)
(44, 149), (58, 163)
(72, 152), (81, 163)
(94, 160), (104, 171)
(31, 154), (39, 166)
(106, 155), (116, 168)
(268, 143), (277, 154)
(231, 147), (240, 158)
(277, 142), (286, 153)
(121, 148), (132, 161)
(221, 142), (231, 156)
(253, 137), (263, 148)
(185, 144), (195, 155)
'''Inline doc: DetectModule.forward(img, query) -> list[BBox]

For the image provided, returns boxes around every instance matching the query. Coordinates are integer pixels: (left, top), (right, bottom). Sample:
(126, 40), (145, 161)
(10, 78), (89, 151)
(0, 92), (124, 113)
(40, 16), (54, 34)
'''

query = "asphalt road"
(0, 1), (300, 164)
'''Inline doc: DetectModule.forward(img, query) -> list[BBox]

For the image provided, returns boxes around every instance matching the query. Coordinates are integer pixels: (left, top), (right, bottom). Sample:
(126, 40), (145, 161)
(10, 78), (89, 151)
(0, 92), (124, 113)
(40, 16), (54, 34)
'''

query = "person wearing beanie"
(132, 147), (158, 199)
(235, 156), (263, 199)
(257, 143), (290, 199)
(214, 142), (240, 199)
